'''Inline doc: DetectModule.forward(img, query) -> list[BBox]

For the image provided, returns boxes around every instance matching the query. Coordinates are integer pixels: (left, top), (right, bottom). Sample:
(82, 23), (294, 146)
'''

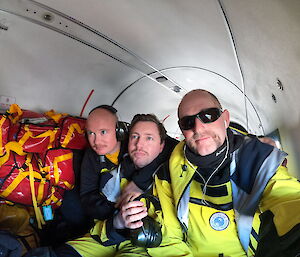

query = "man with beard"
(85, 114), (191, 256)
(154, 89), (300, 256)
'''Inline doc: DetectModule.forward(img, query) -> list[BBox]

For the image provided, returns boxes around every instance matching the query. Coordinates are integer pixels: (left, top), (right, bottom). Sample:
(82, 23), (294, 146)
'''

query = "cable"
(217, 0), (250, 132)
(80, 89), (94, 117)
(111, 66), (264, 135)
(184, 132), (229, 206)
(200, 133), (229, 206)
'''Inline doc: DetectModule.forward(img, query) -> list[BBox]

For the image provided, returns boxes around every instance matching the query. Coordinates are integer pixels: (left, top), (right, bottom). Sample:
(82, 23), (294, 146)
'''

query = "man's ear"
(159, 141), (165, 153)
(222, 109), (230, 128)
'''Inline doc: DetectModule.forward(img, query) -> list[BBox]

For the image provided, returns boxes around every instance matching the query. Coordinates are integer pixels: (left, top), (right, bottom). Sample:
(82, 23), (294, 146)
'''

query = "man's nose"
(136, 138), (144, 149)
(93, 133), (101, 145)
(194, 117), (205, 131)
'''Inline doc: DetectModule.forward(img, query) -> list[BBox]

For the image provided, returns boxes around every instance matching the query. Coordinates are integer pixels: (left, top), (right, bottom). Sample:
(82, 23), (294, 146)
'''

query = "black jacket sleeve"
(80, 148), (116, 220)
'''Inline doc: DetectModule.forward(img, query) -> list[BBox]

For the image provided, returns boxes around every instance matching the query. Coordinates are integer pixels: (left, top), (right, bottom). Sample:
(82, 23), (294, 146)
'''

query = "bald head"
(86, 108), (120, 155)
(178, 89), (222, 118)
(87, 108), (118, 126)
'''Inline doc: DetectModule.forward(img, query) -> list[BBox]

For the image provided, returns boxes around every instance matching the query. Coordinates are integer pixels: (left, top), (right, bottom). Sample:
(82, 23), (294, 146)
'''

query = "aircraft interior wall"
(1, 0), (300, 180)
(280, 126), (300, 179)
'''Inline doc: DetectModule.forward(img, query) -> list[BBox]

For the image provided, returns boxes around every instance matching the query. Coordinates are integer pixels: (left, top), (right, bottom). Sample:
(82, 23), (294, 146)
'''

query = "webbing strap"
(41, 152), (73, 189)
(28, 161), (45, 229)
(61, 123), (84, 147)
(0, 115), (7, 155)
(0, 171), (31, 197)
(44, 110), (68, 123)
(0, 154), (43, 198)
(52, 152), (73, 186)
(7, 104), (23, 124)
(0, 141), (26, 166)
(25, 154), (45, 204)
(44, 187), (62, 207)
(18, 125), (58, 149)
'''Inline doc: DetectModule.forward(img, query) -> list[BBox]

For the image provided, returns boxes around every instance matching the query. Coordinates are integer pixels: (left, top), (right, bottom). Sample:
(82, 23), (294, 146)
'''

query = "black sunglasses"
(178, 108), (223, 130)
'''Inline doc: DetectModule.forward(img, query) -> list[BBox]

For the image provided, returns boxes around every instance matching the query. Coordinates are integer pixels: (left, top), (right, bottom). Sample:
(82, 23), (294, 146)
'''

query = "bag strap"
(0, 141), (26, 166)
(61, 123), (85, 148)
(0, 114), (8, 156)
(28, 158), (45, 229)
(18, 125), (59, 149)
(42, 152), (73, 188)
(7, 104), (23, 124)
(44, 109), (68, 123)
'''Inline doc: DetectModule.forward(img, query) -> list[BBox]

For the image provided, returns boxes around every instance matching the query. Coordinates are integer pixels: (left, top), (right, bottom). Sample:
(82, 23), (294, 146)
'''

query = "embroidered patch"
(209, 212), (229, 231)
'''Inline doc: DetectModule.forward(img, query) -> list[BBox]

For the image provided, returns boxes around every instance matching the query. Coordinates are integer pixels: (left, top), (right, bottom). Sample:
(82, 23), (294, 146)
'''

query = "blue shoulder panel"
(231, 137), (274, 194)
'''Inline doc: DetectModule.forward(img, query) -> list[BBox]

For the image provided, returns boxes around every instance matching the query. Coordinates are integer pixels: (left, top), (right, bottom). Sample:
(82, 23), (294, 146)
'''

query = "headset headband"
(88, 105), (117, 115)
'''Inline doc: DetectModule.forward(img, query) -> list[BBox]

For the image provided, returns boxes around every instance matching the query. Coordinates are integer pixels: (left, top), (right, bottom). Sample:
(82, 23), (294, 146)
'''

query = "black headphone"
(89, 105), (129, 141)
(129, 194), (162, 248)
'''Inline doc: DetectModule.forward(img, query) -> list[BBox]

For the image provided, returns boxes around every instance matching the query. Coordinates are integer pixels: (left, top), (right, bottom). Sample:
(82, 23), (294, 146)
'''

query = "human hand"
(113, 200), (148, 229)
(115, 181), (143, 208)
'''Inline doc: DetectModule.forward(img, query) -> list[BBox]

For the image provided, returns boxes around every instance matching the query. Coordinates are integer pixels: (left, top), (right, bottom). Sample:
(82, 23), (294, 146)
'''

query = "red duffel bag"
(58, 116), (87, 150)
(0, 153), (50, 206)
(42, 148), (74, 191)
(0, 113), (11, 156)
(6, 104), (59, 153)
(15, 123), (59, 153)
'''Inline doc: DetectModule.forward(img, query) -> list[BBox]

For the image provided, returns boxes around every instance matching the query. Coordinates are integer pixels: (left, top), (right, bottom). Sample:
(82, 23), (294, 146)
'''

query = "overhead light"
(173, 86), (182, 93)
(156, 76), (168, 83)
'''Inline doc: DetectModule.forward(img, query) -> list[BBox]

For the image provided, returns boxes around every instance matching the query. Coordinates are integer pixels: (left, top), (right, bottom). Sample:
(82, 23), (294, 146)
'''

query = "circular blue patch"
(209, 212), (229, 231)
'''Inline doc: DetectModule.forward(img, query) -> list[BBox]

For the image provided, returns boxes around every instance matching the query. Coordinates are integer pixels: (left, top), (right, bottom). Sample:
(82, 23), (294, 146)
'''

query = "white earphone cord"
(186, 133), (229, 206)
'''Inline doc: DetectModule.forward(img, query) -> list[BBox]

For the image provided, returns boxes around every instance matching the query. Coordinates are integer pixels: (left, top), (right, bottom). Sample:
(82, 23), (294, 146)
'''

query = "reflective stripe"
(102, 165), (121, 202)
(232, 146), (287, 252)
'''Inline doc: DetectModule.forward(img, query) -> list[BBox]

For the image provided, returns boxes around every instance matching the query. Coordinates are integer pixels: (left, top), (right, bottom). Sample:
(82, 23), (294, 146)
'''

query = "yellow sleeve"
(147, 174), (193, 257)
(260, 166), (300, 236)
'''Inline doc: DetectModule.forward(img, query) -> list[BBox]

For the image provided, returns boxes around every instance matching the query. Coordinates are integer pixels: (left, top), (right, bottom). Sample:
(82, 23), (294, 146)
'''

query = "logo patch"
(209, 212), (229, 231)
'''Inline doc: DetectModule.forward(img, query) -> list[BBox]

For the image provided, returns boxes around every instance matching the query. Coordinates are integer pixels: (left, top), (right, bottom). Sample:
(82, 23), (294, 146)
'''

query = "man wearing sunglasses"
(154, 89), (300, 256)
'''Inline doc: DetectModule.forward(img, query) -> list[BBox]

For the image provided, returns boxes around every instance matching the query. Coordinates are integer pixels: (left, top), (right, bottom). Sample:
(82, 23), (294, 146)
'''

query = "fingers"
(115, 191), (142, 208)
(120, 200), (148, 229)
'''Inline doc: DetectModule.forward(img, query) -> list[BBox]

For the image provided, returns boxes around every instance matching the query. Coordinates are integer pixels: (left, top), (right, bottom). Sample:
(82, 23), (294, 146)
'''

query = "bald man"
(80, 105), (125, 220)
(154, 89), (300, 257)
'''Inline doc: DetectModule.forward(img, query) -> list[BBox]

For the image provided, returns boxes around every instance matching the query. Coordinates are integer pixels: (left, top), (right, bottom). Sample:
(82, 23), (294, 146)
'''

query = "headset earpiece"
(88, 104), (117, 115)
(116, 121), (130, 141)
(88, 105), (129, 141)
(129, 194), (162, 248)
